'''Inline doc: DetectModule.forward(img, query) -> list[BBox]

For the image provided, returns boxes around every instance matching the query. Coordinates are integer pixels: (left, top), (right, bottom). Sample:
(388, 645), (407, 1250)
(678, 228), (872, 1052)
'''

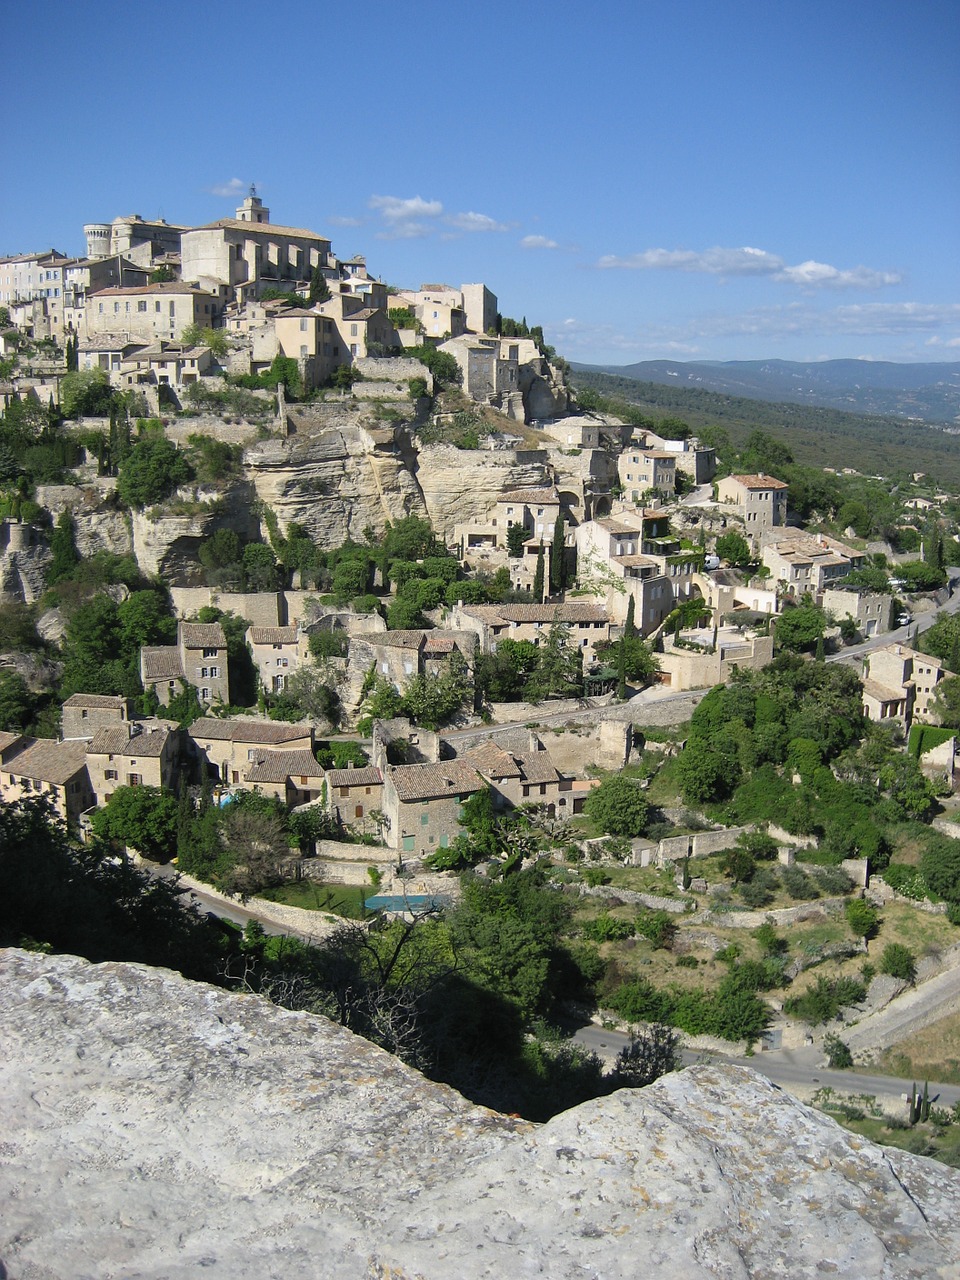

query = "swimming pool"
(364, 893), (446, 913)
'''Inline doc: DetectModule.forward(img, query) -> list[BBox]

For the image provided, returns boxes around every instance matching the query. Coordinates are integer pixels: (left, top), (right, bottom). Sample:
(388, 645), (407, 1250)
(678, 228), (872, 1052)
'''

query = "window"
(355, 805), (364, 819)
(202, 648), (218, 658)
(209, 666), (219, 678)
(300, 319), (308, 332)
(155, 301), (161, 312)
(201, 688), (210, 701)
(421, 813), (429, 827)
(105, 769), (118, 781)
(402, 835), (415, 853)
(137, 300), (147, 312)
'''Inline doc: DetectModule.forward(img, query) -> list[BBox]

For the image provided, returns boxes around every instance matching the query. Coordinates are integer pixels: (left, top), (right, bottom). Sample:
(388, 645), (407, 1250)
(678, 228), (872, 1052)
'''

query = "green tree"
(583, 773), (648, 837)
(116, 437), (194, 508)
(507, 522), (527, 558)
(242, 542), (281, 592)
(180, 324), (229, 358)
(607, 1024), (680, 1089)
(47, 510), (80, 584)
(774, 603), (827, 653)
(89, 786), (180, 860)
(532, 541), (545, 600)
(308, 265), (331, 305)
(715, 530), (751, 567)
(60, 368), (115, 419)
(0, 670), (35, 732)
(549, 513), (566, 593)
(932, 676), (960, 729)
(919, 835), (960, 904)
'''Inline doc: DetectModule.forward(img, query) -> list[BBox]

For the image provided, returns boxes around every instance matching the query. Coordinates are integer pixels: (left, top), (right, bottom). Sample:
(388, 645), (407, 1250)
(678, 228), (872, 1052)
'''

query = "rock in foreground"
(2, 949), (959, 1279)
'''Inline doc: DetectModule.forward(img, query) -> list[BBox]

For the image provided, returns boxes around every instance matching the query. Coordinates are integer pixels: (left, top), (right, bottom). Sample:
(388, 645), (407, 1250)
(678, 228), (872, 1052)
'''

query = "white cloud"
(370, 194), (443, 221)
(445, 210), (509, 233)
(596, 244), (902, 290)
(208, 178), (248, 198)
(369, 194), (444, 240)
(521, 234), (560, 250)
(327, 214), (363, 228)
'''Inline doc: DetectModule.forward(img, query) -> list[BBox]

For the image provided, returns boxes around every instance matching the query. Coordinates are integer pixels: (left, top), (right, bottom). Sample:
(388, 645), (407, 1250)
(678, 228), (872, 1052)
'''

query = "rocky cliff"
(2, 948), (959, 1280)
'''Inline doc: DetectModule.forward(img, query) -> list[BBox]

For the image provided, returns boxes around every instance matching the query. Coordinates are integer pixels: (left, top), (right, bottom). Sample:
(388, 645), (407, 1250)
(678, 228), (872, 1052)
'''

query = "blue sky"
(4, 0), (958, 365)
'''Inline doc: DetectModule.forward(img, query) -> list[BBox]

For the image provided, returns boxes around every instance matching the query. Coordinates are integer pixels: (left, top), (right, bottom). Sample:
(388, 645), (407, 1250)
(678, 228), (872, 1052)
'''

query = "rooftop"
(4, 737), (89, 785)
(247, 626), (299, 646)
(326, 766), (382, 788)
(389, 760), (484, 803)
(180, 622), (227, 649)
(245, 749), (325, 784)
(189, 719), (313, 745)
(725, 473), (790, 491)
(88, 726), (172, 758)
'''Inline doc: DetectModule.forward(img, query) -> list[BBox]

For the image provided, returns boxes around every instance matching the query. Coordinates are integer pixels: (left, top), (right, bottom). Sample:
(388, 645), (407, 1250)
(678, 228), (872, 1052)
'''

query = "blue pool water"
(364, 894), (445, 913)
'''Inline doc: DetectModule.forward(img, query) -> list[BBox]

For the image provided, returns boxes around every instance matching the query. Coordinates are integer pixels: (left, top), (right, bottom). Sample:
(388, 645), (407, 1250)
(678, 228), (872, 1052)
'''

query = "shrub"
(879, 943), (917, 983)
(634, 909), (677, 950)
(582, 913), (635, 943)
(881, 863), (928, 901)
(824, 1033), (854, 1069)
(845, 898), (881, 941)
(784, 976), (866, 1024)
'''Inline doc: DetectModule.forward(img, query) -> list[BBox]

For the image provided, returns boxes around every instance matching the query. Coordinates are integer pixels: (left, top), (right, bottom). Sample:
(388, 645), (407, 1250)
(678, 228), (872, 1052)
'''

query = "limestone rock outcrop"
(130, 481), (261, 580)
(414, 441), (552, 538)
(244, 425), (429, 550)
(3, 948), (959, 1280)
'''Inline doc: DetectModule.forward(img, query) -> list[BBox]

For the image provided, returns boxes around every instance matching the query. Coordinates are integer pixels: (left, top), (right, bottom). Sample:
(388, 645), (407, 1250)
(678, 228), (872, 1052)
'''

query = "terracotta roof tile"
(389, 760), (484, 803)
(245, 749), (324, 784)
(326, 767), (382, 788)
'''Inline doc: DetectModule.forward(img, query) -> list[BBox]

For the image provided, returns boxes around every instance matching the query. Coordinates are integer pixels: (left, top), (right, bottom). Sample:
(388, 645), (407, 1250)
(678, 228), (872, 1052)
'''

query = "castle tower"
(83, 223), (111, 259)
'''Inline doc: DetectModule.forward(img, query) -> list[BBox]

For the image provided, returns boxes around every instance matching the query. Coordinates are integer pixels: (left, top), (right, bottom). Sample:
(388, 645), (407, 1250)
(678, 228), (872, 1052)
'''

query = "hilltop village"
(5, 195), (960, 1138)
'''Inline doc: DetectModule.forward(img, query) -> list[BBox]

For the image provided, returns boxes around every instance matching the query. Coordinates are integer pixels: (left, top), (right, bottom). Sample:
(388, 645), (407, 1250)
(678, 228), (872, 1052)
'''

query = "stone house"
(821, 585), (892, 638)
(575, 510), (701, 630)
(537, 415), (603, 448)
(0, 736), (94, 825)
(716, 474), (789, 532)
(78, 335), (148, 376)
(85, 723), (181, 805)
(449, 601), (612, 665)
(617, 449), (677, 499)
(862, 643), (944, 727)
(188, 718), (314, 786)
(457, 737), (583, 818)
(61, 694), (133, 741)
(438, 335), (523, 407)
(345, 629), (475, 708)
(761, 530), (863, 598)
(86, 283), (221, 345)
(495, 487), (562, 547)
(325, 765), (384, 828)
(246, 625), (300, 694)
(117, 342), (215, 404)
(380, 758), (485, 858)
(141, 622), (229, 709)
(628, 428), (716, 484)
(243, 749), (326, 806)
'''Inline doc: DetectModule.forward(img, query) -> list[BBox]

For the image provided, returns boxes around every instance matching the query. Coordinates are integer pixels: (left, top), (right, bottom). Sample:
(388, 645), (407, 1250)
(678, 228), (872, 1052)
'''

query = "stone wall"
(691, 896), (851, 930)
(168, 587), (319, 626)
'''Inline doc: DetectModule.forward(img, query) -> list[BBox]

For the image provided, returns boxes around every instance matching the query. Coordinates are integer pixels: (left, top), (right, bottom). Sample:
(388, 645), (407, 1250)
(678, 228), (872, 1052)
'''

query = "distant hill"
(570, 358), (960, 425)
(568, 367), (960, 490)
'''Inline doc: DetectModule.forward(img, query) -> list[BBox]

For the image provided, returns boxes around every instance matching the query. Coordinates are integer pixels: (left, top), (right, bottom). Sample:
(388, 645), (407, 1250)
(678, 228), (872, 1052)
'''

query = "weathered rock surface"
(130, 481), (260, 580)
(2, 948), (959, 1280)
(244, 426), (429, 549)
(414, 441), (551, 537)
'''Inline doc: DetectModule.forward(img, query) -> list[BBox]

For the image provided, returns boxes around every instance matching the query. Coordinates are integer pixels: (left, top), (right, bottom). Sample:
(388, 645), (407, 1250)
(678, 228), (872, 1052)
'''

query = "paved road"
(573, 1023), (960, 1109)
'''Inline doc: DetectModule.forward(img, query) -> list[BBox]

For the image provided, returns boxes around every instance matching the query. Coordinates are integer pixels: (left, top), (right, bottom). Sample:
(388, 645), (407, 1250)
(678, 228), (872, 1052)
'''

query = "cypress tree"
(533, 541), (545, 601)
(48, 511), (80, 583)
(617, 637), (627, 701)
(625, 594), (636, 640)
(549, 513), (565, 593)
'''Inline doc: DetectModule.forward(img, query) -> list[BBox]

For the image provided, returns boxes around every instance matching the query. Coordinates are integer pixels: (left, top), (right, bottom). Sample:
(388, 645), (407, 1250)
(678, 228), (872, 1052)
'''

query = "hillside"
(569, 367), (960, 489)
(572, 358), (960, 425)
